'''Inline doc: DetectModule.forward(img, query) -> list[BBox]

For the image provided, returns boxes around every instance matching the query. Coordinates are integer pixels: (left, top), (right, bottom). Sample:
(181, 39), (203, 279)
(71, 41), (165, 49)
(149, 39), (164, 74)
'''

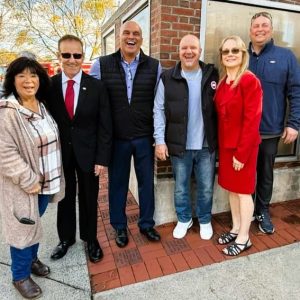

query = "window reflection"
(126, 5), (150, 55)
(103, 30), (115, 55)
(204, 1), (300, 157)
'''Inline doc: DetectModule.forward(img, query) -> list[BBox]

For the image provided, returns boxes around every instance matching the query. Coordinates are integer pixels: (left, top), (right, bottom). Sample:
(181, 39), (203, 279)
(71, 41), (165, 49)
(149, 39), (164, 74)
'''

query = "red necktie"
(65, 80), (75, 119)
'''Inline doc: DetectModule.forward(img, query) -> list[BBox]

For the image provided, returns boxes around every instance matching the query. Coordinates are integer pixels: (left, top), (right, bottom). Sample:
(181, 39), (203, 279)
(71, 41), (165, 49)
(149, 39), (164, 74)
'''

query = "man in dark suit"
(48, 35), (112, 262)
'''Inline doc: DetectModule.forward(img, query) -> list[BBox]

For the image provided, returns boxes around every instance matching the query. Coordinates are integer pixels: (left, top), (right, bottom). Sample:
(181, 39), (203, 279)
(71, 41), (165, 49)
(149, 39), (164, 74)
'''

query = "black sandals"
(222, 238), (252, 256)
(218, 232), (238, 245)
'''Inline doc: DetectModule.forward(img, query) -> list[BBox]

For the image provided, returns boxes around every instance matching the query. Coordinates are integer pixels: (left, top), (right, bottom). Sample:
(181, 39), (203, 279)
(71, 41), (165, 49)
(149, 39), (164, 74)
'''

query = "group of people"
(0, 10), (299, 300)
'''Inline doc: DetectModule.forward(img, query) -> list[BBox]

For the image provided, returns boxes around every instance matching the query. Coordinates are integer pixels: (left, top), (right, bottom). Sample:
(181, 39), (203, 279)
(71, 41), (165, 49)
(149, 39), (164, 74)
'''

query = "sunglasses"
(221, 48), (241, 56)
(251, 11), (273, 26)
(251, 11), (272, 21)
(61, 53), (83, 59)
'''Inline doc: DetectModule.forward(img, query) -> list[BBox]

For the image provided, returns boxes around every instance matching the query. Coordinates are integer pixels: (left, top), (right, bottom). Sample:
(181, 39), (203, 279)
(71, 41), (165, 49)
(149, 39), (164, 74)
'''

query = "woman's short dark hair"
(2, 57), (50, 102)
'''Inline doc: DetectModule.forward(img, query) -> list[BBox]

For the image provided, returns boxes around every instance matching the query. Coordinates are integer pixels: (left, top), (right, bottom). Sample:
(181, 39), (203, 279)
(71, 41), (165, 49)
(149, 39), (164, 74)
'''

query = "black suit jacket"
(47, 72), (112, 173)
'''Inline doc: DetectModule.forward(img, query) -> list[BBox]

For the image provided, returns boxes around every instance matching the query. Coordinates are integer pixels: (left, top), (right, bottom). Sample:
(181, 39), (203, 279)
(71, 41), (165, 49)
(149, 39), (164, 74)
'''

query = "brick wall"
(151, 0), (201, 178)
(151, 0), (201, 68)
(101, 0), (300, 178)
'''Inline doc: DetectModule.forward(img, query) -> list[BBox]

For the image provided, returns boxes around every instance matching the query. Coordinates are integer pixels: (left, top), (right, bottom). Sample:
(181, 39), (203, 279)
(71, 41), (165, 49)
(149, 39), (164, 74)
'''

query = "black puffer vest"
(161, 61), (219, 156)
(100, 50), (159, 139)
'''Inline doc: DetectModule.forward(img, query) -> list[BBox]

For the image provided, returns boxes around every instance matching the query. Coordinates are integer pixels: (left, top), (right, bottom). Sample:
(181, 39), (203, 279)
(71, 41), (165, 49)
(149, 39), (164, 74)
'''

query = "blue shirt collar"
(120, 52), (140, 64)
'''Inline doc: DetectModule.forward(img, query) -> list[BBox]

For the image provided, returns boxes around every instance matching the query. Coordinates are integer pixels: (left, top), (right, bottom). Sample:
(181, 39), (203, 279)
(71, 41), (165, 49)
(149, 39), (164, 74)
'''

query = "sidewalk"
(96, 242), (300, 300)
(0, 204), (91, 299)
(1, 176), (300, 299)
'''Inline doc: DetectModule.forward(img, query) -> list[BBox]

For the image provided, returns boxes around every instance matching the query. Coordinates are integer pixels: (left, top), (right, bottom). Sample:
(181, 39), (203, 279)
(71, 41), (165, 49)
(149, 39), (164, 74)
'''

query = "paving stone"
(162, 238), (191, 255)
(126, 248), (143, 265)
(132, 232), (150, 246)
(101, 210), (110, 220)
(126, 197), (137, 206)
(105, 225), (116, 241)
(282, 214), (300, 225)
(132, 263), (150, 282)
(128, 213), (139, 224)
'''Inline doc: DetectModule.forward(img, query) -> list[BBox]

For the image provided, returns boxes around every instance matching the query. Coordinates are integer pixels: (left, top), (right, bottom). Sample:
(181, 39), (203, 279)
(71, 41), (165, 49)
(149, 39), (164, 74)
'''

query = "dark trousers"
(109, 136), (155, 230)
(11, 194), (50, 281)
(57, 150), (99, 242)
(254, 137), (280, 213)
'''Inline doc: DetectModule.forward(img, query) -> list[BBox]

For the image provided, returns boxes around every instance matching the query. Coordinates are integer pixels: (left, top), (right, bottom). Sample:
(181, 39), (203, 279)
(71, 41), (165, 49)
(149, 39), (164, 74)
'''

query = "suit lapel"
(73, 72), (88, 120)
(54, 73), (71, 121)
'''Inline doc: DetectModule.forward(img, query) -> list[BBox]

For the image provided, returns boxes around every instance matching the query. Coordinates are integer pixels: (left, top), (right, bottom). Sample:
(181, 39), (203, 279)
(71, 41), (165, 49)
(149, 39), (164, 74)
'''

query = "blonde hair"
(218, 35), (249, 88)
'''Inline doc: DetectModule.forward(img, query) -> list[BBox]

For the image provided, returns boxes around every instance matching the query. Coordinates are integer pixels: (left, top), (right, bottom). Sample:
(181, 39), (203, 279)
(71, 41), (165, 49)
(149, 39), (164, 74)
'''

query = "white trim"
(121, 0), (149, 23)
(276, 156), (298, 163)
(226, 0), (300, 12)
(199, 0), (208, 61)
(102, 25), (116, 55)
(102, 24), (115, 39)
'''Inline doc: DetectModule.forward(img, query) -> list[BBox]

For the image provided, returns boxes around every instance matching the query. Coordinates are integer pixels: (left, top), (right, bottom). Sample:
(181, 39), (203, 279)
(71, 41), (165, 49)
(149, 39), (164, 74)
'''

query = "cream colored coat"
(0, 96), (64, 249)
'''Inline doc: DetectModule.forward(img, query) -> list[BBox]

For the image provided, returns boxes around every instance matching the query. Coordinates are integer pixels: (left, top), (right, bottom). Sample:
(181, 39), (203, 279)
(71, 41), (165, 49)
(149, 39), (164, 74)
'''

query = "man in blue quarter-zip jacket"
(248, 11), (300, 234)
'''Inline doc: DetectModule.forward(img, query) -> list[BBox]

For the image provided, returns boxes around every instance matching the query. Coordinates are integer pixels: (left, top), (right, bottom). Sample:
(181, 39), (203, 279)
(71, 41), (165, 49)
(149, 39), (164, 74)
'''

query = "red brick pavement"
(88, 173), (300, 293)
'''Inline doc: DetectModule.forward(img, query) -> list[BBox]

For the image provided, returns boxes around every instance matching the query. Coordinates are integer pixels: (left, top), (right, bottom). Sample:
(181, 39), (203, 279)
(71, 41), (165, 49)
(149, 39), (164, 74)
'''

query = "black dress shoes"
(87, 240), (103, 263)
(50, 239), (75, 260)
(140, 227), (161, 241)
(115, 229), (128, 248)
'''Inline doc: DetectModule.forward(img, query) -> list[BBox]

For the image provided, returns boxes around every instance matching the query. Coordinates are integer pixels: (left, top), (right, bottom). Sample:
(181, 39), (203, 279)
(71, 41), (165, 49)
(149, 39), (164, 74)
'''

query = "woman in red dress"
(215, 36), (262, 256)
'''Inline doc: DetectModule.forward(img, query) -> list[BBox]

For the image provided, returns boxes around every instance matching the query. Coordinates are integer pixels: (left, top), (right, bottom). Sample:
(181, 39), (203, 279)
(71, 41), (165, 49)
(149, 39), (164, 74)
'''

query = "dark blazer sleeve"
(234, 72), (263, 164)
(95, 80), (112, 166)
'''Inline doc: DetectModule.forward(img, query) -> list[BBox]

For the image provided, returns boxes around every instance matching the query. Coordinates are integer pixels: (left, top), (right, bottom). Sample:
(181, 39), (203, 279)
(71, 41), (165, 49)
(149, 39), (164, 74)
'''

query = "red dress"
(215, 71), (263, 194)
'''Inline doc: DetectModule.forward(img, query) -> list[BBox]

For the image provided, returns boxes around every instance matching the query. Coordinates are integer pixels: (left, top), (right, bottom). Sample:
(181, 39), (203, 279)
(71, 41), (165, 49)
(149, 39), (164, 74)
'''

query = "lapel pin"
(82, 87), (86, 90)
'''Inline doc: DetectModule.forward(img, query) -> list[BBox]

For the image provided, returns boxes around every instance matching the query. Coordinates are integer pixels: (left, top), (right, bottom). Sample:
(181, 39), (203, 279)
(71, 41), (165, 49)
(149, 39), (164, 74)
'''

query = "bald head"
(179, 34), (202, 71)
(179, 34), (201, 49)
(120, 20), (143, 62)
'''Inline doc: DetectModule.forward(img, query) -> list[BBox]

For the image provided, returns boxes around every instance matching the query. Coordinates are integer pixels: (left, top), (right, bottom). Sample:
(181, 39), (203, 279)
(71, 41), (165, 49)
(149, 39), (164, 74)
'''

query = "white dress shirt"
(61, 70), (82, 115)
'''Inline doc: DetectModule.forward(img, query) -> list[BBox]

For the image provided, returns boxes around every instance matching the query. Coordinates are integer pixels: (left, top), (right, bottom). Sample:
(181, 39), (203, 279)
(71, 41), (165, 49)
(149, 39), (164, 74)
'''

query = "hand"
(282, 127), (298, 144)
(94, 164), (106, 176)
(232, 156), (244, 171)
(27, 183), (41, 194)
(155, 144), (169, 161)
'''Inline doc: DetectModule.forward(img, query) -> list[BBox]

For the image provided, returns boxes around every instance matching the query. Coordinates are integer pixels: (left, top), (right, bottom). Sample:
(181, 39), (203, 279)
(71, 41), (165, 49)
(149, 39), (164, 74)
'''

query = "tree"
(3, 0), (116, 60)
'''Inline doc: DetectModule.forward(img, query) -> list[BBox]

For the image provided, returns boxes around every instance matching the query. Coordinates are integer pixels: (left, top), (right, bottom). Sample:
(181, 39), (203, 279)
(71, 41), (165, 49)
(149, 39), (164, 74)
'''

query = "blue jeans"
(10, 194), (50, 281)
(170, 149), (216, 224)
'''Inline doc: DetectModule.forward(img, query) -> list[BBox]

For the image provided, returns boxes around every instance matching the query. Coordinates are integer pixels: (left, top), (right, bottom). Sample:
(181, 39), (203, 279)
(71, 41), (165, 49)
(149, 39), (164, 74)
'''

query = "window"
(123, 2), (150, 55)
(202, 0), (300, 158)
(103, 29), (115, 55)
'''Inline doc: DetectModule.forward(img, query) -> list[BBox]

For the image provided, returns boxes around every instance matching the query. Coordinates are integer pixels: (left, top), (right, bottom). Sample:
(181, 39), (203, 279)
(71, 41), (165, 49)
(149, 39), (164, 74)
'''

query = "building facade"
(101, 0), (300, 224)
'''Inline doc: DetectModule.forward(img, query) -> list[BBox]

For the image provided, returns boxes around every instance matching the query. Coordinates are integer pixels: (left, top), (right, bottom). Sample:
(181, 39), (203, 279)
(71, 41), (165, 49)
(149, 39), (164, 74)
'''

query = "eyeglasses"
(220, 48), (241, 56)
(251, 11), (273, 23)
(61, 53), (83, 59)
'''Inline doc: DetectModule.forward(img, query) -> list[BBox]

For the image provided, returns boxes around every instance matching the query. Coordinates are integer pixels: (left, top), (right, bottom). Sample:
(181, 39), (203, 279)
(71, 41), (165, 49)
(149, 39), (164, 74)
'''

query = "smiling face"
(58, 39), (84, 78)
(14, 68), (39, 100)
(221, 39), (243, 71)
(120, 21), (143, 62)
(250, 15), (273, 50)
(179, 35), (201, 71)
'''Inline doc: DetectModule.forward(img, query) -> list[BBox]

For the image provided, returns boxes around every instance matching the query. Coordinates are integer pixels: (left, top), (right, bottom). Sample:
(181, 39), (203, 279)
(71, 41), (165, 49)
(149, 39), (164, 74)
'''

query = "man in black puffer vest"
(154, 35), (218, 241)
(90, 21), (161, 247)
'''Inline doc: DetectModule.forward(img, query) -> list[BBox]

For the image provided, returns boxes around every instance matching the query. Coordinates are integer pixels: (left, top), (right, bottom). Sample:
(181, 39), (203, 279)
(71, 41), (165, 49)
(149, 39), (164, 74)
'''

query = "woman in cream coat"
(0, 57), (64, 299)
